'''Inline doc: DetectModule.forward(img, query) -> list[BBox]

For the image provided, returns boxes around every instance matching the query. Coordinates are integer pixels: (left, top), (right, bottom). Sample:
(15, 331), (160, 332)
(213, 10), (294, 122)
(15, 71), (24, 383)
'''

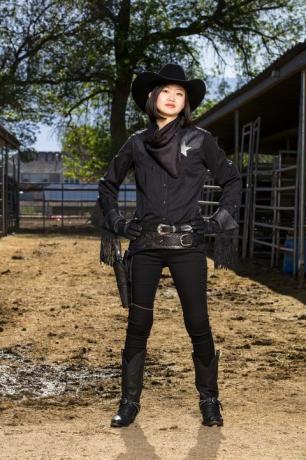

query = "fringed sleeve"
(214, 209), (240, 270)
(200, 131), (242, 270)
(91, 198), (118, 267)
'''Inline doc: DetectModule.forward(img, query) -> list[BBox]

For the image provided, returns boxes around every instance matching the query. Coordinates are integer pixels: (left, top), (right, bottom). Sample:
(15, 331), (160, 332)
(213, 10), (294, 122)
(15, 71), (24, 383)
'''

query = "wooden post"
(297, 70), (305, 287)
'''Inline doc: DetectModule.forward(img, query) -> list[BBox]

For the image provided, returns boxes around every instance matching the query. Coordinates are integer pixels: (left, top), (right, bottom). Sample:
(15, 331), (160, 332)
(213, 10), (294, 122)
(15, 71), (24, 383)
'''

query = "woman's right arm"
(98, 135), (142, 239)
(98, 135), (134, 216)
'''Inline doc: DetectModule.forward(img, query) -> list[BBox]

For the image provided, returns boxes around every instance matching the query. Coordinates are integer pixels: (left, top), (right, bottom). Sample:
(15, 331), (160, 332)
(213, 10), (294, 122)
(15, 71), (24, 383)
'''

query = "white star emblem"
(180, 140), (192, 157)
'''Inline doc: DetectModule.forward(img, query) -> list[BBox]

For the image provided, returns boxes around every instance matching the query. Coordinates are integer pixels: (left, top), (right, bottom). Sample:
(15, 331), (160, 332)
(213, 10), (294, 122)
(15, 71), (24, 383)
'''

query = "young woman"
(98, 63), (242, 428)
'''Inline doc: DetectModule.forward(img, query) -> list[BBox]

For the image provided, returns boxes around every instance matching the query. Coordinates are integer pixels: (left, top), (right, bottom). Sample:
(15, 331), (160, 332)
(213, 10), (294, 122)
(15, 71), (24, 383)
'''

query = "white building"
(20, 151), (79, 184)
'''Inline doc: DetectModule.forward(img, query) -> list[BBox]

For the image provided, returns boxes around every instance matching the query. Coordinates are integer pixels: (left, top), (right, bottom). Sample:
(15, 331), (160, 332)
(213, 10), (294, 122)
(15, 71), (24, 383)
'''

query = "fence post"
(4, 148), (8, 235)
(43, 190), (46, 232)
(61, 183), (64, 230)
(16, 150), (20, 231)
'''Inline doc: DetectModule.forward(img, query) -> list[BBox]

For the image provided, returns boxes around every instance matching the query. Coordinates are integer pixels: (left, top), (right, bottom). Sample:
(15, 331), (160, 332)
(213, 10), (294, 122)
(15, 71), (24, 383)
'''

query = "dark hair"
(145, 84), (193, 127)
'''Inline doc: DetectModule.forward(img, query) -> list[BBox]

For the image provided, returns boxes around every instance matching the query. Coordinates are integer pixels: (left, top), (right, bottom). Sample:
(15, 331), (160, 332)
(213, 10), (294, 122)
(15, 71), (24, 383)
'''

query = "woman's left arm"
(200, 131), (242, 230)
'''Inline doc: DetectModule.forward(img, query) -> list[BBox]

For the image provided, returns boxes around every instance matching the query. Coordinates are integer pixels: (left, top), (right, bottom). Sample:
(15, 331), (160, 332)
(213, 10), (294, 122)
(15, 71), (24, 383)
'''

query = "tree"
(55, 0), (306, 154)
(61, 124), (112, 182)
(1, 0), (305, 170)
(0, 0), (86, 149)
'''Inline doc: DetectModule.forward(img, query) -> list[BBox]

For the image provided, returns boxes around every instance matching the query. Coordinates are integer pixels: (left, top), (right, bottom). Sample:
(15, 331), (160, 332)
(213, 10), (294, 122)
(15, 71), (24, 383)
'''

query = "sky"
(34, 124), (62, 151)
(33, 48), (238, 152)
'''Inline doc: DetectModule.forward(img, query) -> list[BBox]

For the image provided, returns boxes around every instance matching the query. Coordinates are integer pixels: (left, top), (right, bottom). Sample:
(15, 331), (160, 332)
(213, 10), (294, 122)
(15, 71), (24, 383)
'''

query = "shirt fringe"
(100, 227), (117, 267)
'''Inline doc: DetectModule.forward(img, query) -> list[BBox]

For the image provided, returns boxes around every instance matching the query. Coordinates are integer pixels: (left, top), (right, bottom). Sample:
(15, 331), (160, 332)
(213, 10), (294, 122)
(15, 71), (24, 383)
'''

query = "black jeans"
(124, 248), (215, 366)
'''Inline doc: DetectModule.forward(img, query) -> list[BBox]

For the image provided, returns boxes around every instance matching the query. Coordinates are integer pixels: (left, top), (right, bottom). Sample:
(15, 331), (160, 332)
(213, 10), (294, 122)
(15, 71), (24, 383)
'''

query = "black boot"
(192, 349), (224, 426)
(110, 348), (147, 427)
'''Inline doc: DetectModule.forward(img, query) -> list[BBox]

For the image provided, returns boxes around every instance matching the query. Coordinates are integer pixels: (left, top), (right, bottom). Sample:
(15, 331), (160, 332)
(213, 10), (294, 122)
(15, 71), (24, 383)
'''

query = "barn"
(196, 41), (306, 283)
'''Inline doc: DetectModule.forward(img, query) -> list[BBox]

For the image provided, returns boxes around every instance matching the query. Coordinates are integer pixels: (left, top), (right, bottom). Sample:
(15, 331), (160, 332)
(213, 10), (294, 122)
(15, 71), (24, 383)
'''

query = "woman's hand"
(191, 207), (239, 236)
(116, 219), (143, 240)
(104, 209), (142, 240)
(190, 216), (221, 235)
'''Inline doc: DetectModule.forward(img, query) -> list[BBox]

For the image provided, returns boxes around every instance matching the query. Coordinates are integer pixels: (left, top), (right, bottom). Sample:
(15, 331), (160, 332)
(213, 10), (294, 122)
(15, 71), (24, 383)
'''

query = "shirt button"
(162, 200), (166, 204)
(163, 183), (167, 187)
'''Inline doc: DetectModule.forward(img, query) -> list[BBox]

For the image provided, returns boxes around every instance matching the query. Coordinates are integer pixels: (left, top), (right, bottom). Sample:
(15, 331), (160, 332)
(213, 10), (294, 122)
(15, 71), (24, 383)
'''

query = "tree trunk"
(110, 73), (133, 156)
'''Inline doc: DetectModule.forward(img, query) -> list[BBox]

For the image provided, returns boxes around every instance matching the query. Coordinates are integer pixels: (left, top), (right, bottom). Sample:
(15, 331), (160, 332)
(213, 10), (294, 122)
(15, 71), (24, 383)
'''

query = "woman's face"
(150, 83), (186, 118)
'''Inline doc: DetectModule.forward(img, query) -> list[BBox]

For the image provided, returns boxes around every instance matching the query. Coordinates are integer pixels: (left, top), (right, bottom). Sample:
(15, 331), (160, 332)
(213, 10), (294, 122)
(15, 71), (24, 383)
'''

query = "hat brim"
(131, 71), (206, 113)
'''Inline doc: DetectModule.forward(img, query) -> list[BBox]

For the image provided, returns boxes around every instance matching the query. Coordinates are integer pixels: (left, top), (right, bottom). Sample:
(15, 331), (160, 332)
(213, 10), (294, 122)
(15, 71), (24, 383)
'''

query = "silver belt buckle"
(157, 224), (176, 234)
(180, 233), (193, 247)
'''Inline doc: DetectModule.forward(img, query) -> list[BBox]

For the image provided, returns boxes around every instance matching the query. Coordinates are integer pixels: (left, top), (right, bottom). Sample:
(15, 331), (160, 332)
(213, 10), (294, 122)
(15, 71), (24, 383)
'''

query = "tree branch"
(88, 0), (117, 23)
(63, 88), (111, 117)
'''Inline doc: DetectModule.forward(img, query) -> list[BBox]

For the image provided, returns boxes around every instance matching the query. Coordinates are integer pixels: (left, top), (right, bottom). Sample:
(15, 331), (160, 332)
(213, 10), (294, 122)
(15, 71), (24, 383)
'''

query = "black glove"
(116, 219), (143, 240)
(190, 216), (221, 236)
(104, 208), (142, 240)
(191, 207), (239, 236)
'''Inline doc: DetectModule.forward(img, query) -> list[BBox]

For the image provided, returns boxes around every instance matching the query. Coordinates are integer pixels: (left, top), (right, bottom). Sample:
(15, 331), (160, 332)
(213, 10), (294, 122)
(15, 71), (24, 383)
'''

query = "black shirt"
(98, 124), (242, 225)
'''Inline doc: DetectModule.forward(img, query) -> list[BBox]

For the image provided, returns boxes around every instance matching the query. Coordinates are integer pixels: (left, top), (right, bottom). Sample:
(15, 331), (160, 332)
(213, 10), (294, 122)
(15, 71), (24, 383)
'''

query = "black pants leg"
(167, 249), (215, 365)
(124, 250), (163, 362)
(124, 249), (215, 366)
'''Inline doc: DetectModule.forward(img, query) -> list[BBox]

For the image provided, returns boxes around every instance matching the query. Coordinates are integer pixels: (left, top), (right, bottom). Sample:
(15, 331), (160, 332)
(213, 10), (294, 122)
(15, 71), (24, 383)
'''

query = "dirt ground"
(0, 233), (305, 460)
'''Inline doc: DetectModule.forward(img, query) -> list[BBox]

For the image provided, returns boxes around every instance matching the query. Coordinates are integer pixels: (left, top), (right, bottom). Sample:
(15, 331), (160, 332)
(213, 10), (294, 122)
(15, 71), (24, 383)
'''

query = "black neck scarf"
(143, 115), (185, 178)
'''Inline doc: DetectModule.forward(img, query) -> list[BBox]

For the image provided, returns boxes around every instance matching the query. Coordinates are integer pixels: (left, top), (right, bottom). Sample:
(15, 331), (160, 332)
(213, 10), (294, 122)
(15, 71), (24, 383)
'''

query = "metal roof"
(195, 41), (306, 153)
(196, 41), (306, 128)
(0, 124), (20, 149)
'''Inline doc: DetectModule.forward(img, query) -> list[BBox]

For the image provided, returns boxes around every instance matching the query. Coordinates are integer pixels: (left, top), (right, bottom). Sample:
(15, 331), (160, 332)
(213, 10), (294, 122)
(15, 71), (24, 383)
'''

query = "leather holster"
(113, 239), (131, 309)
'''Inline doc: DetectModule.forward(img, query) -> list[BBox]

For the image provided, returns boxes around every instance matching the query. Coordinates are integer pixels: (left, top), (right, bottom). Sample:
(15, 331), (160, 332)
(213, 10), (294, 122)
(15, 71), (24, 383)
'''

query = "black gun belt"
(129, 222), (201, 249)
(140, 222), (194, 234)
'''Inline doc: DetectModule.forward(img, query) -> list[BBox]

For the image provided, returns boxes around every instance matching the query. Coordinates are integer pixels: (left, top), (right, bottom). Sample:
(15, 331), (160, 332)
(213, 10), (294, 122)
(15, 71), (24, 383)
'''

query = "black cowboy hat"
(131, 63), (206, 113)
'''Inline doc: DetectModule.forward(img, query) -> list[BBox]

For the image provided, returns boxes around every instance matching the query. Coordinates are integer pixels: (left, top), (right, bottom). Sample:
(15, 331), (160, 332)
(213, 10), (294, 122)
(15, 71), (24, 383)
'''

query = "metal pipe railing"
(250, 148), (298, 276)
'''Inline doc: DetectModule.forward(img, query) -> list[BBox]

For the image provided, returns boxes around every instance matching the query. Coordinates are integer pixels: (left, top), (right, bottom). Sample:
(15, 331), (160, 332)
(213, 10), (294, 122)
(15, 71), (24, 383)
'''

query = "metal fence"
(18, 158), (303, 278)
(19, 183), (137, 231)
(250, 150), (299, 274)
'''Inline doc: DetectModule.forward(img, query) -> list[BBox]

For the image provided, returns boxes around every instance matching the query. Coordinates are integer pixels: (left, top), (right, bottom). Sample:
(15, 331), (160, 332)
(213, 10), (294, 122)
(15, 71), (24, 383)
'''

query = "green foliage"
(61, 125), (112, 182)
(239, 153), (275, 169)
(193, 98), (219, 120)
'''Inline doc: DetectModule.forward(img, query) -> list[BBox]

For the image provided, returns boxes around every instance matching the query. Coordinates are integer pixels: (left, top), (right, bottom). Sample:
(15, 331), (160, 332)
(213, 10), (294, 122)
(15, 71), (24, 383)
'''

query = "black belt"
(140, 222), (193, 234)
(130, 231), (198, 249)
